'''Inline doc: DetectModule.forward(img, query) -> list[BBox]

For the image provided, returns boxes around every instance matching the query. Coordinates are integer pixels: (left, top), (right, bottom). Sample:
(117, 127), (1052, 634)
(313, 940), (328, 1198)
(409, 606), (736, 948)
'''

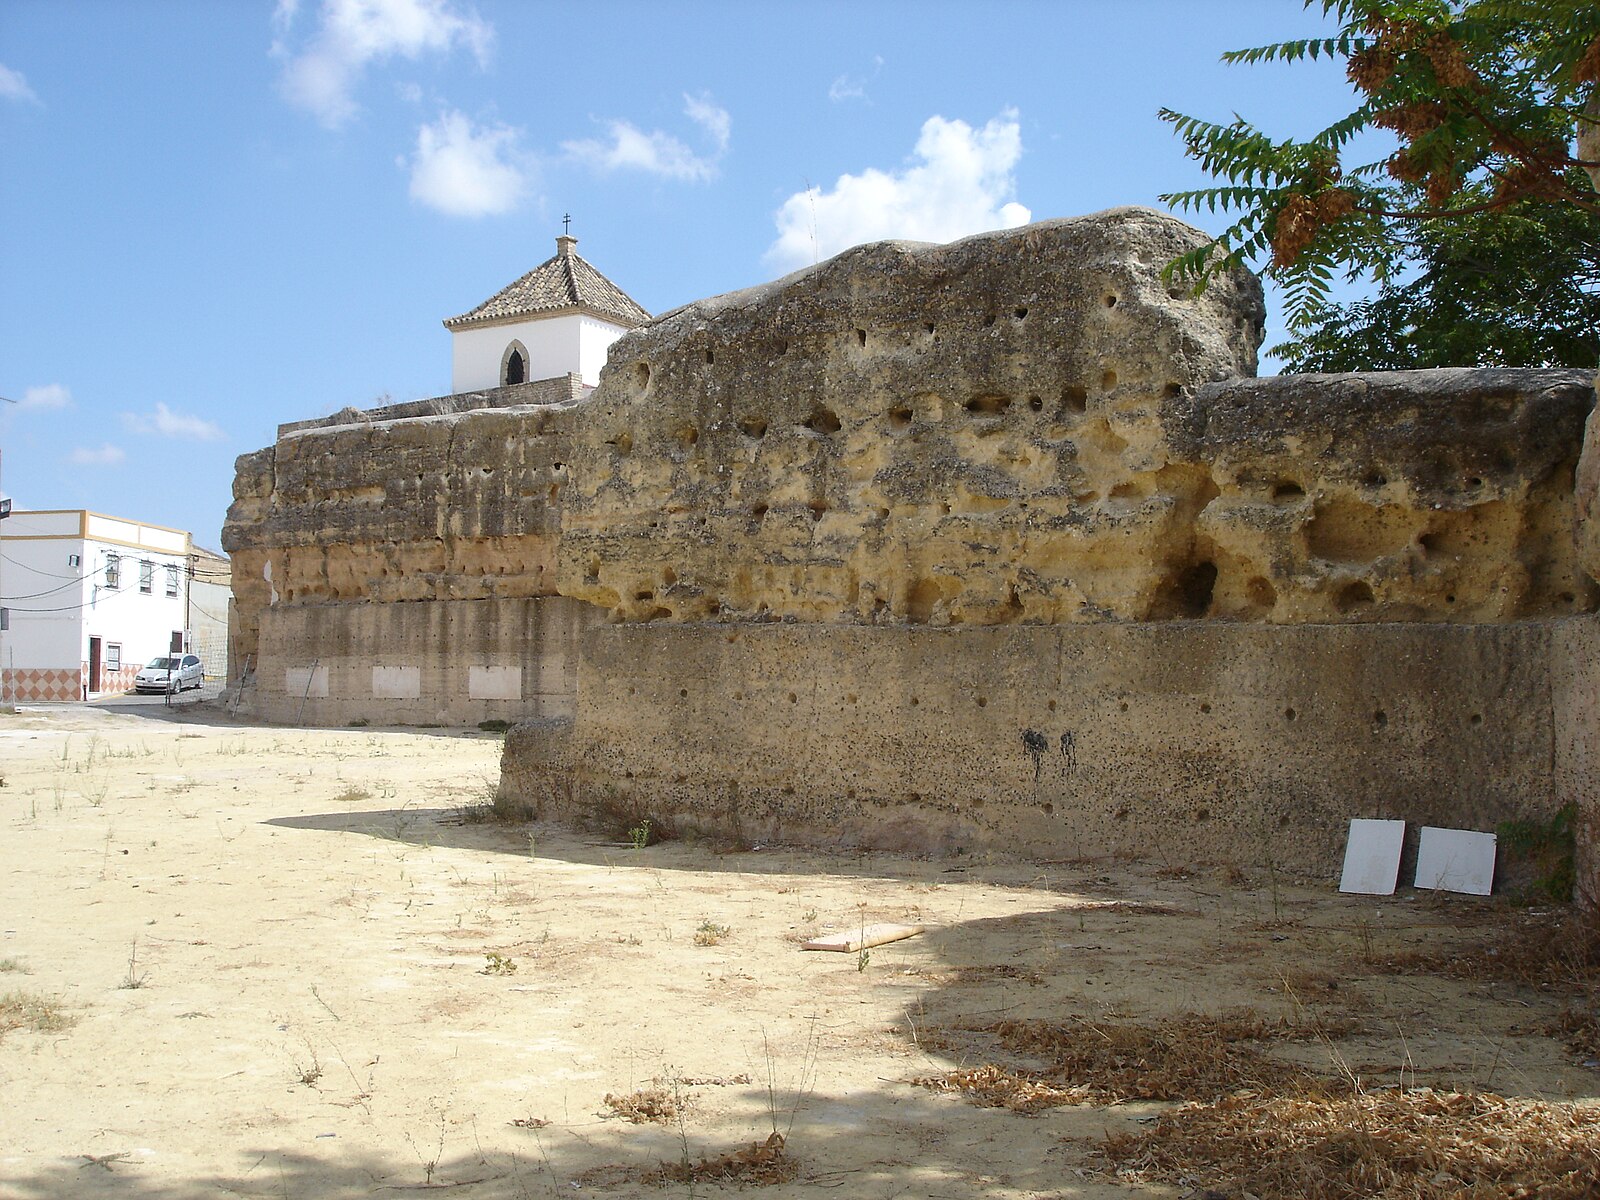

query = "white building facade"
(443, 234), (649, 392)
(0, 509), (193, 701)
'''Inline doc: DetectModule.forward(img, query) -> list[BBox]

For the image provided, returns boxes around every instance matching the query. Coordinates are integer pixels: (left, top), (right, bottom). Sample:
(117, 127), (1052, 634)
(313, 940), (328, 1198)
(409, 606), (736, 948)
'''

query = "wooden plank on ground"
(802, 923), (923, 953)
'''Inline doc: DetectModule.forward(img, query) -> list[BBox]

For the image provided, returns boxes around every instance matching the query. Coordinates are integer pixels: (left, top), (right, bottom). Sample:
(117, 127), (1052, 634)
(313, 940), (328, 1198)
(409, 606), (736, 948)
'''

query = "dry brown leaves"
(1098, 1087), (1600, 1200)
(653, 1131), (799, 1187)
(603, 1087), (677, 1124)
(914, 1011), (1332, 1111)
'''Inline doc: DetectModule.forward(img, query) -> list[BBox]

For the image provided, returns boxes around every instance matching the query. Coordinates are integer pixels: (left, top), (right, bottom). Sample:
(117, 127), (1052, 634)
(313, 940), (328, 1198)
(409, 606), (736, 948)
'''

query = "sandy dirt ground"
(1, 703), (1596, 1199)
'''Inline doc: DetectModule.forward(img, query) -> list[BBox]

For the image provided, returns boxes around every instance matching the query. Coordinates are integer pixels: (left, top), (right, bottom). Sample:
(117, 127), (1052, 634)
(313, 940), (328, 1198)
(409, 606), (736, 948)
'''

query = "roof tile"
(444, 238), (650, 330)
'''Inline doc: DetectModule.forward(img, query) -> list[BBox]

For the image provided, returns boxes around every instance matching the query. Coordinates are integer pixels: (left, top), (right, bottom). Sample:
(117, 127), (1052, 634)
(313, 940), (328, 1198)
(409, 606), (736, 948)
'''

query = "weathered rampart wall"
(250, 595), (595, 727)
(223, 208), (1600, 879)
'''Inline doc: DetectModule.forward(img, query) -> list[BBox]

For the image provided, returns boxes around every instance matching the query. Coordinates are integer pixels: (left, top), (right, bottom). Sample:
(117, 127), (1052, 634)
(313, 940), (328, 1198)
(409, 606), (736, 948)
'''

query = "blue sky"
(1, 0), (1354, 547)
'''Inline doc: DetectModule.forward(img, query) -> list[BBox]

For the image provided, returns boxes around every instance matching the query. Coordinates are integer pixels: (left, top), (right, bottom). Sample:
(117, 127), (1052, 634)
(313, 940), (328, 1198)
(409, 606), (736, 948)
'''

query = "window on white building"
(107, 644), (121, 671)
(105, 554), (120, 588)
(165, 565), (179, 597)
(139, 560), (154, 594)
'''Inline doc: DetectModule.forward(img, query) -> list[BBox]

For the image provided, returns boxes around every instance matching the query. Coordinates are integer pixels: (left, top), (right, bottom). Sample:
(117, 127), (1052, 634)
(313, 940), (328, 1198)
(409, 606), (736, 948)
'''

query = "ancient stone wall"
(502, 618), (1588, 874)
(223, 208), (1600, 879)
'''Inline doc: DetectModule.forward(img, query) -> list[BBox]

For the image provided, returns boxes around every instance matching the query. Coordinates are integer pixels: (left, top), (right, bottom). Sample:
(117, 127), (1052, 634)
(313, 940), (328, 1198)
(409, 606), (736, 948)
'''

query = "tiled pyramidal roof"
(443, 236), (650, 331)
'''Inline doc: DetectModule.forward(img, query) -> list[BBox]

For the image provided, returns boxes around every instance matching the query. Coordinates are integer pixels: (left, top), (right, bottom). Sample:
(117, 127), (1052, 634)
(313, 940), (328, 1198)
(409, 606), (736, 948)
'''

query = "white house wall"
(0, 511), (192, 701)
(451, 313), (629, 391)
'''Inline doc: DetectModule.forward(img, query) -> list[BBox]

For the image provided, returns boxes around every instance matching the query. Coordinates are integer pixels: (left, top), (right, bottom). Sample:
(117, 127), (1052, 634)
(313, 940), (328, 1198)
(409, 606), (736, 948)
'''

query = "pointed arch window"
(502, 340), (529, 386)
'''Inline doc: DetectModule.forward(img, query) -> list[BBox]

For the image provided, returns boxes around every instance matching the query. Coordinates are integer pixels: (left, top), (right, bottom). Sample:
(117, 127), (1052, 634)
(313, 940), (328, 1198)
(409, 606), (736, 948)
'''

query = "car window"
(183, 656), (199, 667)
(146, 657), (175, 669)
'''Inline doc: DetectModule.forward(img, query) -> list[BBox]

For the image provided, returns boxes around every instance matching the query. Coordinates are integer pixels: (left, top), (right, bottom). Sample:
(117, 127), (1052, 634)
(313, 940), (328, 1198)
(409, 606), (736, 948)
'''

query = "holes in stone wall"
(787, 692), (798, 704)
(678, 687), (688, 698)
(1101, 369), (1118, 390)
(1028, 396), (1043, 412)
(1041, 802), (1054, 814)
(704, 349), (715, 365)
(1470, 712), (1483, 727)
(1163, 382), (1183, 398)
(1364, 471), (1388, 489)
(856, 328), (867, 347)
(1373, 710), (1388, 728)
(909, 696), (920, 707)
(1336, 580), (1375, 612)
(1158, 560), (1217, 619)
(610, 431), (633, 457)
(982, 313), (997, 327)
(1271, 480), (1305, 502)
(739, 417), (768, 439)
(808, 500), (828, 521)
(1200, 702), (1212, 714)
(1284, 707), (1298, 722)
(1047, 699), (1057, 712)
(925, 322), (936, 335)
(675, 426), (699, 449)
(1062, 385), (1089, 414)
(888, 405), (913, 430)
(1119, 701), (1129, 713)
(805, 407), (842, 434)
(750, 503), (768, 521)
(1103, 294), (1118, 308)
(976, 696), (988, 708)
(965, 393), (1012, 416)
(634, 363), (651, 390)
(1194, 808), (1210, 822)
(1014, 306), (1029, 320)
(1246, 577), (1277, 610)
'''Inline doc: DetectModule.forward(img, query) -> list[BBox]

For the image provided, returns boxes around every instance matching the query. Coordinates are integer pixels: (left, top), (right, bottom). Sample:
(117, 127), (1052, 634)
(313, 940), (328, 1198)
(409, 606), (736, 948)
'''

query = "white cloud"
(408, 110), (527, 216)
(765, 110), (1031, 272)
(122, 402), (226, 442)
(827, 75), (865, 103)
(564, 92), (730, 182)
(0, 64), (39, 105)
(69, 444), (126, 466)
(683, 92), (730, 153)
(828, 55), (882, 104)
(18, 384), (71, 411)
(276, 0), (492, 127)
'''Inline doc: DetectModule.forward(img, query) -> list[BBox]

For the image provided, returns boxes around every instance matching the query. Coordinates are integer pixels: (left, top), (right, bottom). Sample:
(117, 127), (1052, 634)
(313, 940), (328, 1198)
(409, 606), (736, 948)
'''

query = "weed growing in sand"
(482, 953), (518, 976)
(0, 990), (75, 1035)
(332, 783), (372, 803)
(0, 958), (25, 974)
(404, 1105), (448, 1186)
(694, 921), (731, 947)
(628, 818), (653, 850)
(119, 939), (148, 989)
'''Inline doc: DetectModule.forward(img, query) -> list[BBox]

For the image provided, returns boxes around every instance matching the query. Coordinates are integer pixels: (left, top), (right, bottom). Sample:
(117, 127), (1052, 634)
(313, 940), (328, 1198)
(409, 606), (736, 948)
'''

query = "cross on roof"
(562, 213), (571, 236)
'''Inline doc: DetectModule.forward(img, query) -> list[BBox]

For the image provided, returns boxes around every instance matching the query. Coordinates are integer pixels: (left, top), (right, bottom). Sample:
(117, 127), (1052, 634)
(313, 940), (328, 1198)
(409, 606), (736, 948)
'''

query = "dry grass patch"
(0, 990), (75, 1036)
(914, 1010), (1342, 1110)
(603, 1086), (677, 1124)
(654, 1131), (798, 1187)
(1097, 1087), (1600, 1199)
(1371, 911), (1598, 991)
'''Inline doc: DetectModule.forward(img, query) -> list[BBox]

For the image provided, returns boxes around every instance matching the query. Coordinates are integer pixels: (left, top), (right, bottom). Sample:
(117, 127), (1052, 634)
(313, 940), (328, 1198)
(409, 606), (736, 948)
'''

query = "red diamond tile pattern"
(2, 667), (85, 702)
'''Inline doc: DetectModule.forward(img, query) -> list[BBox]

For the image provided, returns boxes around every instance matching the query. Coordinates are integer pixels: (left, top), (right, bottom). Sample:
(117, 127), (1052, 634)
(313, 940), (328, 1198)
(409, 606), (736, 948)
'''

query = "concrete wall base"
(501, 616), (1598, 879)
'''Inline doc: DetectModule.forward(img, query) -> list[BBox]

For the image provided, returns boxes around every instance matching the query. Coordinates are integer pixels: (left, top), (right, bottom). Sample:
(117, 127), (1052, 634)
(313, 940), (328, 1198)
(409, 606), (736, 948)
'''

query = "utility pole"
(0, 395), (17, 706)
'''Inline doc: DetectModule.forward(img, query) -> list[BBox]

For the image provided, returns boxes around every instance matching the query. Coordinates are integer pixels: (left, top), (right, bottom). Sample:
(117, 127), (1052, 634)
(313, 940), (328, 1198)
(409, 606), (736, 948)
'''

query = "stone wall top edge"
(276, 375), (589, 440)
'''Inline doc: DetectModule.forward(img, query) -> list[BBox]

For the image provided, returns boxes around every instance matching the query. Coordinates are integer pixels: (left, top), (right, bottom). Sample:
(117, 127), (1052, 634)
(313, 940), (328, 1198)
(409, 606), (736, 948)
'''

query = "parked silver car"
(134, 654), (203, 693)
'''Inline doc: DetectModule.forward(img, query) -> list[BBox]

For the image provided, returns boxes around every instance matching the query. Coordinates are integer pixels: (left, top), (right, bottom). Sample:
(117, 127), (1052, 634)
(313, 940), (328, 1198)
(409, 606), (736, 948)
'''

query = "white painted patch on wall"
(372, 665), (422, 698)
(263, 558), (278, 605)
(285, 664), (329, 698)
(469, 664), (521, 700)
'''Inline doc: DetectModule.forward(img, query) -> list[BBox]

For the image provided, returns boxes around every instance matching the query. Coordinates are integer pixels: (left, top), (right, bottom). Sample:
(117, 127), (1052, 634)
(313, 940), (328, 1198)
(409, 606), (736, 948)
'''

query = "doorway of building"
(88, 636), (102, 695)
